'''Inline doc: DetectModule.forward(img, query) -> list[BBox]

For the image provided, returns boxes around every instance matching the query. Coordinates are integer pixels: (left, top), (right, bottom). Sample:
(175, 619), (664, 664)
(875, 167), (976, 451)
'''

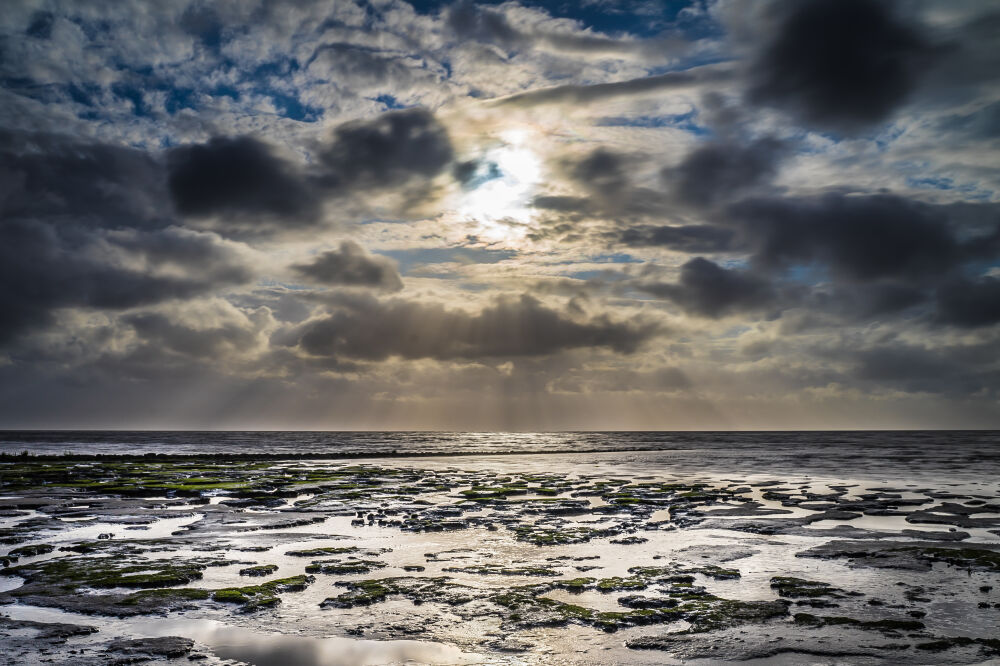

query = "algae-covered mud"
(2, 441), (1000, 665)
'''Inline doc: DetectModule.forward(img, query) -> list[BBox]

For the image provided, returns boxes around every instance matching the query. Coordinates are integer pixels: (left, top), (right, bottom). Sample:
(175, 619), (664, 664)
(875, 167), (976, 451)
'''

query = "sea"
(2, 430), (999, 482)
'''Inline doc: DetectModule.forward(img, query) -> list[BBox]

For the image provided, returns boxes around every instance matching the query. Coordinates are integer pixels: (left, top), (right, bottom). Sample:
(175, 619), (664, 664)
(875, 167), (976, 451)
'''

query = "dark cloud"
(665, 137), (785, 207)
(284, 293), (659, 361)
(627, 194), (999, 322)
(122, 312), (256, 361)
(617, 193), (1000, 284)
(611, 176), (999, 325)
(531, 195), (596, 215)
(934, 277), (1000, 328)
(291, 241), (403, 292)
(852, 342), (1000, 396)
(306, 43), (418, 93)
(697, 91), (747, 138)
(809, 282), (928, 322)
(318, 107), (453, 192)
(446, 1), (522, 50)
(917, 10), (1000, 109)
(534, 148), (674, 224)
(453, 160), (484, 187)
(166, 108), (453, 231)
(25, 10), (55, 40)
(747, 0), (938, 132)
(0, 129), (170, 230)
(532, 188), (668, 221)
(729, 193), (978, 282)
(935, 101), (1000, 140)
(620, 224), (736, 253)
(570, 148), (631, 199)
(123, 311), (264, 360)
(167, 136), (319, 224)
(178, 5), (223, 48)
(544, 137), (784, 247)
(491, 65), (732, 107)
(0, 221), (253, 345)
(550, 136), (785, 233)
(636, 257), (776, 318)
(0, 130), (255, 345)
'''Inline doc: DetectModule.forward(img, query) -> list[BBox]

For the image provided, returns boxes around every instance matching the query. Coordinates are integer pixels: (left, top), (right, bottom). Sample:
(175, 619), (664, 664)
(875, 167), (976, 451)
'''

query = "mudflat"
(1, 451), (999, 665)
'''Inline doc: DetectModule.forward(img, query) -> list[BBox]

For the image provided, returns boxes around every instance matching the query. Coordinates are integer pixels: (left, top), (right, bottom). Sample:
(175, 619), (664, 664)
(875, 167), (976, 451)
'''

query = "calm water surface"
(1, 430), (998, 481)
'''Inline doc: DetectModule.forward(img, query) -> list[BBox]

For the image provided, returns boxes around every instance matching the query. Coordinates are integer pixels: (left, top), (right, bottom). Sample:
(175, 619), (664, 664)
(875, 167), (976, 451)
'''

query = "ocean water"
(2, 430), (999, 481)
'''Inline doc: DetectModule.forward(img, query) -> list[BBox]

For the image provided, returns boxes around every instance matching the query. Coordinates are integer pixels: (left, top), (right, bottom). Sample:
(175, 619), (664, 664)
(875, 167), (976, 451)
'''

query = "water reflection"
(2, 606), (482, 666)
(176, 620), (480, 666)
(0, 576), (23, 593)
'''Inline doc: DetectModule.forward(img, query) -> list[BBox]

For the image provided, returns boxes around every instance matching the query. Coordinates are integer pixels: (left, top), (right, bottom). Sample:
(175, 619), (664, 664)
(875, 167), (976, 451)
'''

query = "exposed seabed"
(1, 450), (999, 665)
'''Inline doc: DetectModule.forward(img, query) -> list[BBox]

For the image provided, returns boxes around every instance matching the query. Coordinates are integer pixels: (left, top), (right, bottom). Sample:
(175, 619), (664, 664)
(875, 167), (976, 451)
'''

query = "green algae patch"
(682, 599), (789, 633)
(0, 459), (301, 498)
(915, 637), (1000, 656)
(770, 576), (855, 599)
(322, 577), (474, 609)
(686, 565), (741, 580)
(121, 588), (211, 606)
(7, 555), (225, 590)
(629, 564), (741, 581)
(553, 577), (595, 591)
(213, 589), (259, 605)
(596, 577), (648, 592)
(442, 564), (561, 577)
(305, 559), (386, 575)
(794, 612), (924, 632)
(491, 586), (598, 628)
(239, 564), (278, 577)
(491, 579), (785, 634)
(799, 541), (1000, 574)
(4, 543), (57, 565)
(8, 543), (55, 558)
(511, 525), (614, 546)
(322, 579), (394, 608)
(895, 546), (1000, 572)
(59, 541), (145, 555)
(286, 547), (359, 557)
(590, 608), (680, 632)
(466, 562), (776, 634)
(213, 575), (314, 611)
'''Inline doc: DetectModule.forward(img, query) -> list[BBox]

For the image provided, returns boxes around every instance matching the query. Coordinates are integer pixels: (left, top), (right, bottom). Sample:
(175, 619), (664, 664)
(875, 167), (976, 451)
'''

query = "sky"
(1, 0), (999, 430)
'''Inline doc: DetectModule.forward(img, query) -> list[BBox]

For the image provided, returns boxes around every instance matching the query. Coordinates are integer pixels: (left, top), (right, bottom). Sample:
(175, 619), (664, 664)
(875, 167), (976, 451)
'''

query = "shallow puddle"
(2, 604), (485, 665)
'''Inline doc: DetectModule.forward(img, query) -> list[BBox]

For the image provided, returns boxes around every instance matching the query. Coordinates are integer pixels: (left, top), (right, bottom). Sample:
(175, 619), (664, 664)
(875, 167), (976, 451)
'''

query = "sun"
(458, 130), (542, 241)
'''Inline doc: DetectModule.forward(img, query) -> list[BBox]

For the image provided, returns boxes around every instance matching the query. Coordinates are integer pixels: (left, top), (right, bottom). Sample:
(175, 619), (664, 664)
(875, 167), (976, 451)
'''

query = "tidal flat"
(1, 448), (999, 665)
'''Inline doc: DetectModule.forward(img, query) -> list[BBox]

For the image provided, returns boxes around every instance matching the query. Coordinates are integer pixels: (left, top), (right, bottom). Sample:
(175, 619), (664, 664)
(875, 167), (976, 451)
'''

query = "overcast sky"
(1, 0), (999, 430)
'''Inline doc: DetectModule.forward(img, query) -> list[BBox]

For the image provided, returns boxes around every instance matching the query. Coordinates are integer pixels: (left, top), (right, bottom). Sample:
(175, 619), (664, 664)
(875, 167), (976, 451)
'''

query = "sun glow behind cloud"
(459, 130), (542, 241)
